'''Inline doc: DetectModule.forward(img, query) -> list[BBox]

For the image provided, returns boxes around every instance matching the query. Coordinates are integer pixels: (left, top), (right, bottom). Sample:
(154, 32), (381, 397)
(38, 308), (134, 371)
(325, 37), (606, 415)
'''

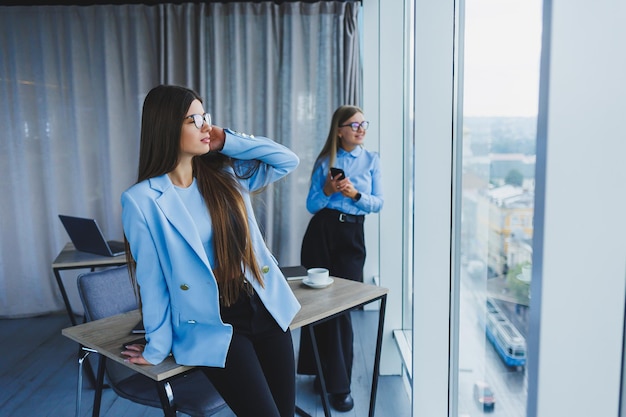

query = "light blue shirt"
(173, 178), (216, 268)
(306, 146), (384, 216)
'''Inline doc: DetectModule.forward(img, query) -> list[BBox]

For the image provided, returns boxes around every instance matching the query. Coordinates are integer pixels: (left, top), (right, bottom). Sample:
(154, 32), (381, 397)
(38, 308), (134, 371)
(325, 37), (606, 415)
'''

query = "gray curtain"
(0, 2), (360, 317)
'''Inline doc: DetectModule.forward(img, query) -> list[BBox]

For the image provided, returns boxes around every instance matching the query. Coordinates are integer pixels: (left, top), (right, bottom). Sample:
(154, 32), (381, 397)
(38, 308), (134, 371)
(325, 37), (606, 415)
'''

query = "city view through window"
(456, 1), (542, 416)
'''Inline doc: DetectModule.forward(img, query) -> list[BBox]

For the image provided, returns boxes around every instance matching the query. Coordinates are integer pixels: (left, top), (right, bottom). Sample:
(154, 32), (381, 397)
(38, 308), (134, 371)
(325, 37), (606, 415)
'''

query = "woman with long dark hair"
(120, 84), (300, 417)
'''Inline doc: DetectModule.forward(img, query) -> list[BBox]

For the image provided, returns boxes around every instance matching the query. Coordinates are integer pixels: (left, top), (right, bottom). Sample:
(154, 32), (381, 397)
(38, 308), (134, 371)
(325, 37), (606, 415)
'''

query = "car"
(473, 381), (495, 411)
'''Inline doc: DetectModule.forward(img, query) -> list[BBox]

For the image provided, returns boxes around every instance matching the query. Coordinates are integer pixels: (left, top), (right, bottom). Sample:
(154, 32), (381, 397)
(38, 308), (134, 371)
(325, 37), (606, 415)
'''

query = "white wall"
(362, 0), (405, 374)
(411, 0), (456, 416)
(527, 1), (626, 416)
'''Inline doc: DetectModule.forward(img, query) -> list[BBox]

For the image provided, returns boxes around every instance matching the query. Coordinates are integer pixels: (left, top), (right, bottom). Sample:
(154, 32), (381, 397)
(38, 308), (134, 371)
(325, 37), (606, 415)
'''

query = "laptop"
(58, 214), (126, 257)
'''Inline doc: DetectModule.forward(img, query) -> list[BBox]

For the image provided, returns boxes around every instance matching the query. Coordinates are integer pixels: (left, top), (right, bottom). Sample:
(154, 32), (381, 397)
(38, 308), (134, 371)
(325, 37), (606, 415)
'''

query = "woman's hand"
(337, 178), (358, 200)
(323, 172), (358, 199)
(323, 171), (344, 196)
(209, 125), (226, 152)
(121, 343), (151, 365)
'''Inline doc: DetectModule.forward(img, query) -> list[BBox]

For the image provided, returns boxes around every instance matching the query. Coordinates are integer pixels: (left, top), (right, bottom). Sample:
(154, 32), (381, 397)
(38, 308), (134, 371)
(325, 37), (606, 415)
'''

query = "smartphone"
(330, 167), (345, 180)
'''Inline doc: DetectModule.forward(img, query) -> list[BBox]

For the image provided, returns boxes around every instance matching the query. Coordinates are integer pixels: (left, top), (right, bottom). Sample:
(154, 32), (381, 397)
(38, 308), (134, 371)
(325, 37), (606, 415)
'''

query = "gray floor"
(0, 310), (410, 417)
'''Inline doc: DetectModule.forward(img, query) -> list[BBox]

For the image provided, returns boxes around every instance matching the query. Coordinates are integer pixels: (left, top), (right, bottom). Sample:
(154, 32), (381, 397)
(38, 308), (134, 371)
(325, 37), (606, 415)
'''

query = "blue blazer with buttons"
(121, 129), (301, 367)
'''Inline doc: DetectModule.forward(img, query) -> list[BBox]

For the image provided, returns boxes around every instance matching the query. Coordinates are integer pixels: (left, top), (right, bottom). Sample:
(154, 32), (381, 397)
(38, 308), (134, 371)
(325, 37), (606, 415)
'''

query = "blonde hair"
(312, 105), (363, 174)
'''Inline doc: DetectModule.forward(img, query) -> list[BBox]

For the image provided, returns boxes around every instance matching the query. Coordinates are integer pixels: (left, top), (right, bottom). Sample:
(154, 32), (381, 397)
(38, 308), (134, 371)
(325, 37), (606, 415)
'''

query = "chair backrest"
(77, 265), (138, 322)
(77, 265), (140, 383)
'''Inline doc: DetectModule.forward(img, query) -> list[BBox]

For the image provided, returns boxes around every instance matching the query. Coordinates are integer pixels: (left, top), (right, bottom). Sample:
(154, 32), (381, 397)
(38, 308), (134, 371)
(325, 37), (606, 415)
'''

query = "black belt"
(320, 209), (365, 224)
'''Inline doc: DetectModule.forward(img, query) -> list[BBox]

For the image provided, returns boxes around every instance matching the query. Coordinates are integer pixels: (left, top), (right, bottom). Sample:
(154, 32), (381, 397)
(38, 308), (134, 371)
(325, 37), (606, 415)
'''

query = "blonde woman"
(298, 105), (383, 411)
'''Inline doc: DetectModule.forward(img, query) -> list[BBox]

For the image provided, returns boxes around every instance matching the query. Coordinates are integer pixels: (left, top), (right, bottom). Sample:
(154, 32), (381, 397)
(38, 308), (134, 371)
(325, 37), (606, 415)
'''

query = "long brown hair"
(125, 85), (263, 307)
(312, 105), (363, 175)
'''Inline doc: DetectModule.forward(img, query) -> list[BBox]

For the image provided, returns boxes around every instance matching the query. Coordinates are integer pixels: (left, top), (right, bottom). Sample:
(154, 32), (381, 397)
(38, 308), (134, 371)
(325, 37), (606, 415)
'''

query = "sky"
(463, 0), (543, 117)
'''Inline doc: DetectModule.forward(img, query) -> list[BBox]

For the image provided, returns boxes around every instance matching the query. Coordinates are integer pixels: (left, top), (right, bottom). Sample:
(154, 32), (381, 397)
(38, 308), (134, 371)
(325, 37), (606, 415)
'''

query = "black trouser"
(202, 290), (295, 417)
(297, 208), (366, 395)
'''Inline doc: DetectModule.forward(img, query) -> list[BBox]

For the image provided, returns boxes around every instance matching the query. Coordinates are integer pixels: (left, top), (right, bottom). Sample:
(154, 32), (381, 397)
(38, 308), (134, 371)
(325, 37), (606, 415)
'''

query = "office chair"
(76, 265), (229, 417)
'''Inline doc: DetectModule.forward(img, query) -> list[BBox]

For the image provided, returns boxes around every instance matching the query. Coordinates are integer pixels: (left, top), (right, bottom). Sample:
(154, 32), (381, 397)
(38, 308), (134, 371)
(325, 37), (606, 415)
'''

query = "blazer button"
(262, 265), (270, 274)
(180, 284), (190, 291)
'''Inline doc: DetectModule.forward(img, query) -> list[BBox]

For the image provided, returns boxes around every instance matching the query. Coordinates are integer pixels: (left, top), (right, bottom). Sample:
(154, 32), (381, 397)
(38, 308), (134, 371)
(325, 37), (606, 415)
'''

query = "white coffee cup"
(307, 268), (329, 284)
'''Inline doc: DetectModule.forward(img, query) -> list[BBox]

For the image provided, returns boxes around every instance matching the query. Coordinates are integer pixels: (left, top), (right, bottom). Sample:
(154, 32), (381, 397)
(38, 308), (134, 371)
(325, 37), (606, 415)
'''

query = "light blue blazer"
(121, 129), (301, 367)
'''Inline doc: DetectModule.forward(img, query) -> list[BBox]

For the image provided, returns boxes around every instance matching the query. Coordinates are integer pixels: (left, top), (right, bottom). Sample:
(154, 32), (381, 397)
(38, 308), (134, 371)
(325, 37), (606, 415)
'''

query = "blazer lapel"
(150, 175), (210, 266)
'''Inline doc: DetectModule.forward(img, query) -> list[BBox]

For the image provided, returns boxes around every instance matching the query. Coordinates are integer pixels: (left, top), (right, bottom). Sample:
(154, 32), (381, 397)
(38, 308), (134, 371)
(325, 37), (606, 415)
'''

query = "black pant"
(297, 208), (366, 394)
(202, 291), (295, 417)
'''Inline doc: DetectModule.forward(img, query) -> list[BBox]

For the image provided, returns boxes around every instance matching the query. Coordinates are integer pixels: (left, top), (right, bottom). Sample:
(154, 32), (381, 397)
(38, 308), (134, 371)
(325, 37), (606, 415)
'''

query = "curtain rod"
(0, 0), (361, 6)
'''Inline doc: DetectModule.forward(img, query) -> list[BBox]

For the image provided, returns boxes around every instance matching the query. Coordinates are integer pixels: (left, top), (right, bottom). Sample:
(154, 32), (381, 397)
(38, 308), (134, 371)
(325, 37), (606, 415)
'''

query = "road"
(456, 269), (528, 417)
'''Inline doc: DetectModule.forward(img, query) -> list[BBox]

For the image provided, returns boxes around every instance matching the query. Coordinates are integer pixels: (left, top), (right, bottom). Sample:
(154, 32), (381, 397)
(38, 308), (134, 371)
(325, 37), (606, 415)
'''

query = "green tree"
(506, 262), (531, 305)
(505, 169), (524, 187)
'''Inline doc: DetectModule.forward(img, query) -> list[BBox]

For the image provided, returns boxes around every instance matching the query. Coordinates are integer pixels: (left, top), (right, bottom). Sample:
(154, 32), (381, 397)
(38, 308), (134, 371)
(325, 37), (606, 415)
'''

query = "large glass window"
(455, 1), (542, 415)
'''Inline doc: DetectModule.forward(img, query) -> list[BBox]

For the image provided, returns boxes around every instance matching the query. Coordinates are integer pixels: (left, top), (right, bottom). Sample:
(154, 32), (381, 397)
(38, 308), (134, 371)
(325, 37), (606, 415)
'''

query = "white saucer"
(302, 277), (334, 289)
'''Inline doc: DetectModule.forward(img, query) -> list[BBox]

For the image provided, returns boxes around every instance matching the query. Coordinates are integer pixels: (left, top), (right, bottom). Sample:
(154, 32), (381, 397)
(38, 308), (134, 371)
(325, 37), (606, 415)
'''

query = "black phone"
(330, 167), (345, 180)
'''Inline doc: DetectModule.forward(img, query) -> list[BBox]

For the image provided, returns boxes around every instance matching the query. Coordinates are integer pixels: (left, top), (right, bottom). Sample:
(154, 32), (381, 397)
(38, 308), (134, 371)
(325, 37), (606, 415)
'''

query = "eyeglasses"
(185, 113), (212, 129)
(338, 121), (369, 132)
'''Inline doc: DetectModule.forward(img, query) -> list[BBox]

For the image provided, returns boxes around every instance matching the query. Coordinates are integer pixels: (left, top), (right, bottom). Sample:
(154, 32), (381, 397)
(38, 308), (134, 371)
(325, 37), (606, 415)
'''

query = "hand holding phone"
(330, 167), (345, 180)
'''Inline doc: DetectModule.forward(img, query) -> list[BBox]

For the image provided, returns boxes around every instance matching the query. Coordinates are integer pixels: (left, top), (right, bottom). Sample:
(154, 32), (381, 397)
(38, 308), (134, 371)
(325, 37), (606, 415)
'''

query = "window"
(454, 0), (542, 415)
